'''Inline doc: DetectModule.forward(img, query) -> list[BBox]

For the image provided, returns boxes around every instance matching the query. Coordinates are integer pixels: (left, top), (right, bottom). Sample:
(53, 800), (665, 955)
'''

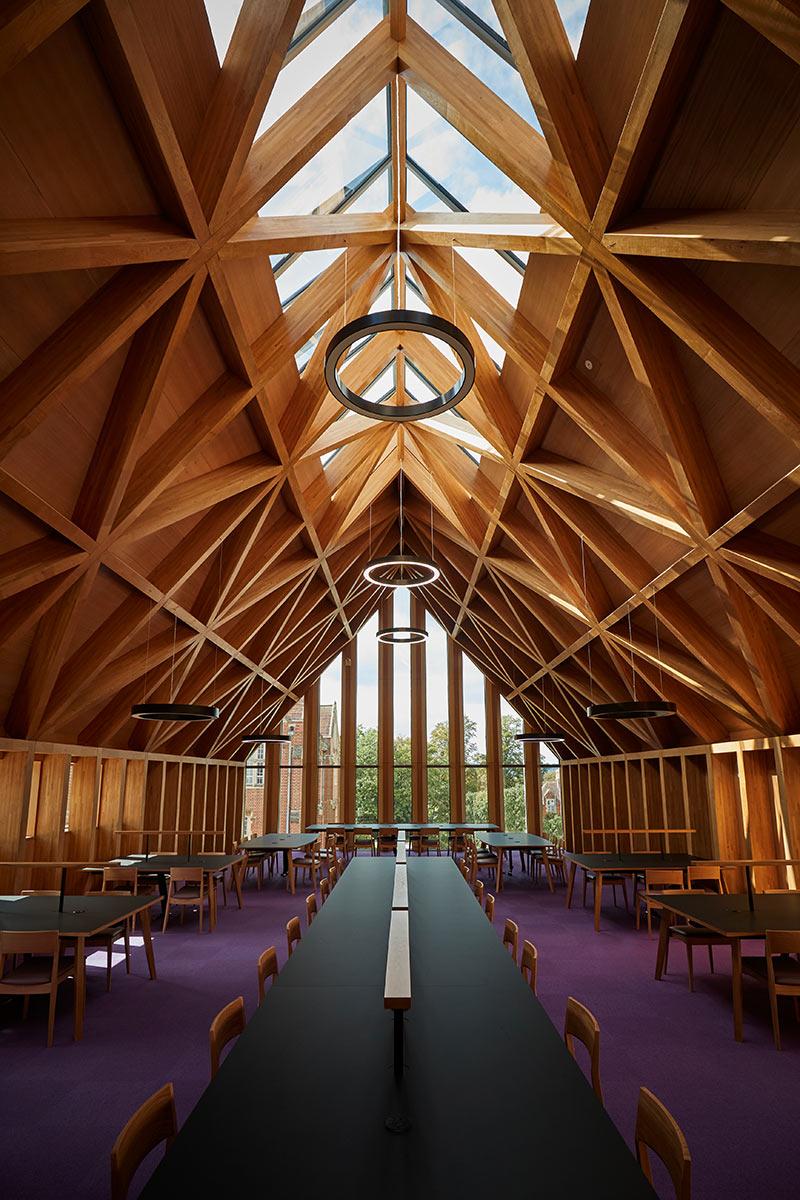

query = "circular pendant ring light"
(363, 554), (440, 588)
(586, 701), (676, 720)
(241, 731), (292, 745)
(376, 626), (428, 645)
(325, 309), (475, 422)
(515, 731), (566, 744)
(132, 703), (219, 722)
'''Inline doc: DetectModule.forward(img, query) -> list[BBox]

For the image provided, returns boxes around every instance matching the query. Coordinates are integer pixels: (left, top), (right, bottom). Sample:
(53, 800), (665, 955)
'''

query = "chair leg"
(647, 903), (652, 938)
(621, 878), (629, 914)
(106, 942), (113, 992)
(221, 874), (227, 906)
(161, 893), (171, 934)
(22, 994), (30, 1020)
(685, 942), (694, 992)
(707, 944), (714, 974)
(635, 894), (641, 931)
(768, 985), (782, 1050)
(582, 873), (588, 907)
(124, 923), (131, 974)
(47, 985), (58, 1048)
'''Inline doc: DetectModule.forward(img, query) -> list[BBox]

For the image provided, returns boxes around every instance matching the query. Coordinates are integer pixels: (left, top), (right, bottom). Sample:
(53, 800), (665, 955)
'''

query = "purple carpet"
(1, 862), (797, 1199)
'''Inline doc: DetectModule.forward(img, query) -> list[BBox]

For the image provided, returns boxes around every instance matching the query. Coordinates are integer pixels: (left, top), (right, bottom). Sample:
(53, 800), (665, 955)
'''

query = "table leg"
(233, 863), (244, 909)
(565, 861), (577, 908)
(655, 909), (671, 979)
(158, 873), (168, 921)
(288, 855), (296, 895)
(496, 848), (503, 893)
(74, 937), (86, 1041)
(593, 872), (603, 933)
(731, 938), (744, 1042)
(140, 906), (157, 980)
(542, 853), (555, 894)
(209, 875), (217, 932)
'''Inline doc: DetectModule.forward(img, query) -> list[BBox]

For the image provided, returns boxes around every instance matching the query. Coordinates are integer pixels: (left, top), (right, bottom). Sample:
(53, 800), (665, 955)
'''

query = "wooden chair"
(635, 1087), (691, 1199)
(474, 879), (484, 906)
(229, 853), (249, 909)
(584, 866), (629, 915)
(209, 995), (245, 1078)
(543, 848), (567, 887)
(352, 827), (376, 856)
(448, 830), (466, 857)
(564, 996), (603, 1103)
(101, 866), (138, 894)
(162, 866), (209, 933)
(635, 869), (685, 936)
(306, 892), (317, 926)
(659, 889), (727, 991)
(289, 845), (320, 892)
(687, 864), (724, 893)
(286, 916), (302, 957)
(520, 939), (538, 995)
(329, 864), (339, 890)
(502, 918), (519, 964)
(110, 1082), (177, 1200)
(378, 827), (398, 856)
(742, 930), (800, 1050)
(257, 946), (279, 1004)
(407, 829), (422, 855)
(420, 826), (441, 855)
(319, 877), (330, 905)
(0, 930), (76, 1047)
(458, 859), (469, 882)
(486, 893), (495, 924)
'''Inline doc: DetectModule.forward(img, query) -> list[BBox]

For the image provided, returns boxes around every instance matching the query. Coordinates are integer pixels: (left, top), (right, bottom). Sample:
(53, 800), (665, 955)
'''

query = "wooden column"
(264, 741), (281, 833)
(378, 593), (394, 823)
(447, 637), (465, 823)
(302, 679), (320, 830)
(484, 678), (503, 829)
(340, 635), (357, 823)
(411, 593), (427, 821)
(523, 723), (542, 835)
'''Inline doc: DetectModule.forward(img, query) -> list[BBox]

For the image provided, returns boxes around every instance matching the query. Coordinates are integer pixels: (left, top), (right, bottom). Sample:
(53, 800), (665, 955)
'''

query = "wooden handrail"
(582, 828), (696, 834)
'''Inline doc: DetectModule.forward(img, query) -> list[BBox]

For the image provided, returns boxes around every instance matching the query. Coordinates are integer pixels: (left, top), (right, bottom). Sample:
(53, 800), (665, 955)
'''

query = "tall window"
(540, 742), (563, 841)
(392, 588), (413, 821)
(318, 655), (341, 823)
(243, 745), (265, 838)
(355, 611), (379, 821)
(426, 610), (450, 823)
(463, 653), (487, 823)
(500, 698), (525, 830)
(278, 699), (304, 833)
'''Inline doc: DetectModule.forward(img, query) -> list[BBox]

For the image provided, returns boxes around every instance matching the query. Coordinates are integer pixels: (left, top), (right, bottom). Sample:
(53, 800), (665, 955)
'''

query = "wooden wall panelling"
(226, 766), (243, 852)
(642, 758), (663, 852)
(160, 761), (181, 851)
(683, 754), (712, 860)
(709, 751), (746, 891)
(31, 753), (70, 889)
(143, 759), (165, 851)
(95, 755), (126, 863)
(178, 759), (195, 848)
(203, 764), (219, 850)
(0, 749), (33, 891)
(598, 760), (614, 851)
(660, 756), (687, 854)
(626, 758), (646, 852)
(611, 761), (629, 853)
(121, 756), (146, 854)
(773, 742), (800, 889)
(740, 748), (784, 890)
(65, 753), (100, 888)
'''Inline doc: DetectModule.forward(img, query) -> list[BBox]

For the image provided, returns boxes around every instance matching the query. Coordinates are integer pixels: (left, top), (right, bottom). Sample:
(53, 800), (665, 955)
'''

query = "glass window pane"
(456, 246), (523, 308)
(407, 0), (538, 128)
(277, 248), (341, 308)
(462, 653), (486, 763)
(427, 765), (450, 824)
(393, 766), (412, 822)
(541, 765), (563, 842)
(393, 588), (411, 762)
(503, 766), (525, 832)
(426, 614), (449, 763)
(244, 745), (265, 838)
(346, 165), (391, 212)
(317, 766), (341, 823)
(557, 0), (590, 54)
(319, 655), (341, 765)
(278, 766), (303, 833)
(356, 612), (378, 762)
(465, 765), (488, 823)
(355, 766), (378, 822)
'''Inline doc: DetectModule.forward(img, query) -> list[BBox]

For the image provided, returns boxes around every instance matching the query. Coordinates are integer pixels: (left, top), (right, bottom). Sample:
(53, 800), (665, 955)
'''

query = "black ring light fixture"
(376, 626), (429, 645)
(515, 731), (566, 745)
(132, 703), (219, 722)
(241, 731), (292, 746)
(324, 309), (475, 422)
(363, 554), (440, 589)
(586, 701), (676, 720)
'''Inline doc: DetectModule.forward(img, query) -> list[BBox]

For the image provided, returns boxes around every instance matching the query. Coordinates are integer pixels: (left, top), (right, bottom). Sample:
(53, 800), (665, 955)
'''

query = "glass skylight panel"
(405, 361), (438, 405)
(259, 0), (384, 134)
(473, 322), (506, 368)
(557, 0), (590, 54)
(320, 447), (339, 466)
(406, 166), (451, 213)
(455, 246), (523, 308)
(262, 91), (388, 216)
(295, 325), (325, 372)
(277, 248), (340, 307)
(362, 362), (395, 405)
(457, 0), (505, 39)
(345, 165), (391, 212)
(408, 0), (539, 130)
(406, 90), (539, 214)
(204, 1), (242, 62)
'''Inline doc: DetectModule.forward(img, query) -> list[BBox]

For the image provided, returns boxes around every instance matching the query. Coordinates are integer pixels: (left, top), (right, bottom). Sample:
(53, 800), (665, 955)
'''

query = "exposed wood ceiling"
(1, 0), (800, 761)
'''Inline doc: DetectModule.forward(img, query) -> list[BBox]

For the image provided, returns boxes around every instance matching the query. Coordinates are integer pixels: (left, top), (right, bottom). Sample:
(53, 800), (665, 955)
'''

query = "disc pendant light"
(516, 676), (566, 744)
(324, 78), (474, 423)
(242, 675), (292, 745)
(586, 601), (676, 721)
(131, 607), (219, 722)
(376, 626), (428, 645)
(363, 471), (439, 588)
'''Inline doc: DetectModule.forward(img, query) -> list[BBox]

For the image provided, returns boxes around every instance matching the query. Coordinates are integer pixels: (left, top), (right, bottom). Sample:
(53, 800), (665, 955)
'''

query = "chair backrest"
(765, 929), (800, 958)
(110, 1082), (177, 1200)
(286, 916), (302, 956)
(319, 877), (330, 904)
(502, 918), (519, 963)
(485, 894), (495, 923)
(635, 1086), (691, 1200)
(564, 996), (603, 1103)
(474, 879), (484, 905)
(520, 939), (538, 994)
(329, 865), (338, 889)
(209, 996), (246, 1079)
(103, 867), (138, 893)
(257, 946), (279, 1004)
(644, 869), (685, 890)
(306, 893), (317, 925)
(169, 866), (204, 885)
(0, 930), (61, 980)
(687, 865), (722, 891)
(459, 860), (469, 881)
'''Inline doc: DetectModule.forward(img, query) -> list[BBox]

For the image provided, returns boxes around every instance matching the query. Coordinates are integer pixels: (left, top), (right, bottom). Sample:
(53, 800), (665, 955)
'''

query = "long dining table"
(141, 857), (655, 1198)
(0, 892), (157, 1039)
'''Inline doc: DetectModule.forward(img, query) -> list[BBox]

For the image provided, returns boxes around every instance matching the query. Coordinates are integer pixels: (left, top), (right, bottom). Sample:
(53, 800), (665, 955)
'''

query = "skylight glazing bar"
(433, 0), (515, 67)
(286, 0), (357, 64)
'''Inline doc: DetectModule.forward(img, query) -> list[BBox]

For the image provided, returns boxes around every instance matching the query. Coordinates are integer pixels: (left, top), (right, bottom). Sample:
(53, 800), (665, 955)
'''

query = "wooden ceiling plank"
(0, 537), (87, 602)
(720, 0), (800, 67)
(0, 0), (89, 78)
(603, 209), (800, 265)
(0, 216), (197, 274)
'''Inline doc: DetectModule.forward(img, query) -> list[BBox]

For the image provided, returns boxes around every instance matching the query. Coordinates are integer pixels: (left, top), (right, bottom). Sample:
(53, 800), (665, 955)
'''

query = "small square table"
(564, 852), (698, 932)
(0, 892), (157, 1039)
(111, 853), (243, 928)
(477, 832), (553, 892)
(241, 834), (319, 892)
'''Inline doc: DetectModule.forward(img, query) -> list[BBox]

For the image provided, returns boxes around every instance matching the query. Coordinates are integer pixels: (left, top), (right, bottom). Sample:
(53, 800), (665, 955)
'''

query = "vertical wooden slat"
(484, 678), (503, 829)
(523, 732), (540, 835)
(378, 592), (393, 823)
(447, 637), (464, 823)
(302, 678), (320, 831)
(410, 592), (427, 822)
(0, 750), (33, 892)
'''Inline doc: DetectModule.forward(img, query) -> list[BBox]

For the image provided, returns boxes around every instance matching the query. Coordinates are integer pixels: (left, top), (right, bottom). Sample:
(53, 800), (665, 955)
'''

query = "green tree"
(500, 711), (526, 830)
(427, 721), (450, 823)
(355, 724), (378, 821)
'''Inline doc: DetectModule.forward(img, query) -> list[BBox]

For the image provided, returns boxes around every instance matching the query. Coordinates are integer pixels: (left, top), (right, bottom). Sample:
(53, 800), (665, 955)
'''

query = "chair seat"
(669, 925), (727, 943)
(86, 923), (127, 945)
(742, 955), (800, 986)
(173, 884), (203, 899)
(292, 856), (318, 868)
(1, 956), (73, 986)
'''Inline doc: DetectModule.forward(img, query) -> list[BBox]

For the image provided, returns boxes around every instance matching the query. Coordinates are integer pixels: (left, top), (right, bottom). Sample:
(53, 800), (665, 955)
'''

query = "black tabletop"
(111, 854), (242, 871)
(479, 831), (552, 849)
(142, 857), (653, 1199)
(655, 891), (800, 937)
(241, 834), (318, 850)
(0, 893), (152, 936)
(565, 852), (697, 871)
(306, 822), (498, 832)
